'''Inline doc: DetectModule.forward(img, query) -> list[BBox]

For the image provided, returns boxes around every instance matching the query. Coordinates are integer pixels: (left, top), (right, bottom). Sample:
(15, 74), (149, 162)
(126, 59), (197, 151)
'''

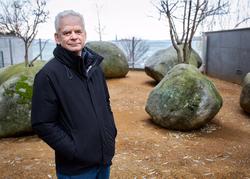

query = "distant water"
(113, 40), (173, 68)
(32, 39), (202, 69)
(32, 39), (56, 62)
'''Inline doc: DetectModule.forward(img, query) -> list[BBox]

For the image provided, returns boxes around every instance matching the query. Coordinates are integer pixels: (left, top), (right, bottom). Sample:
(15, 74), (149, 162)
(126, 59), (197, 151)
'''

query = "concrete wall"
(204, 28), (250, 84)
(0, 36), (33, 67)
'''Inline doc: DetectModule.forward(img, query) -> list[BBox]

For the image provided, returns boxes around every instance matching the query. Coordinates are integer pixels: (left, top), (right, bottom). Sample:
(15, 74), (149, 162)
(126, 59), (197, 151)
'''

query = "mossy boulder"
(240, 73), (250, 113)
(0, 61), (46, 137)
(145, 64), (222, 131)
(86, 41), (129, 78)
(145, 45), (202, 82)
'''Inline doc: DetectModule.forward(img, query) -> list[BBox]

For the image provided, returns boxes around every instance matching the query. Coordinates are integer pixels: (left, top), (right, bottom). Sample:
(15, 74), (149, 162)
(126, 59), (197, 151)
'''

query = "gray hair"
(54, 10), (85, 32)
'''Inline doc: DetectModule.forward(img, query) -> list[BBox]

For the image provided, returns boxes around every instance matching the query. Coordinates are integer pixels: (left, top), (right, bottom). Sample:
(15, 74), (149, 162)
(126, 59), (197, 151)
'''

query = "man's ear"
(54, 33), (60, 45)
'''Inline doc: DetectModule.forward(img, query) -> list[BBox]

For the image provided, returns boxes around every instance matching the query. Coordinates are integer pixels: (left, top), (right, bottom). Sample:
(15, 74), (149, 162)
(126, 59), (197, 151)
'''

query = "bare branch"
(180, 0), (188, 42)
(234, 17), (250, 28)
(0, 0), (49, 66)
(154, 0), (229, 63)
(95, 2), (105, 41)
(118, 37), (149, 68)
(29, 39), (48, 66)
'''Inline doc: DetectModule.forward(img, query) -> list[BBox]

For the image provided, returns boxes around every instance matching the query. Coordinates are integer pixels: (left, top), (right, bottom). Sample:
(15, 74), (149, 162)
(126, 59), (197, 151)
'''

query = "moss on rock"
(145, 45), (202, 82)
(240, 73), (250, 113)
(86, 41), (129, 78)
(0, 61), (46, 137)
(145, 64), (223, 131)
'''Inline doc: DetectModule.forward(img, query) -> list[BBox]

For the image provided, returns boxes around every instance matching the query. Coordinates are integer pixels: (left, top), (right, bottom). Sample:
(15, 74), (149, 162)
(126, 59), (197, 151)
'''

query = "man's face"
(54, 15), (86, 56)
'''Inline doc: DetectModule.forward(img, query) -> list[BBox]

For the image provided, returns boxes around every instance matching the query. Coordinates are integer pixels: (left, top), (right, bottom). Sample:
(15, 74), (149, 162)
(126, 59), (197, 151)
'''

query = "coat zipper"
(85, 78), (105, 164)
(86, 61), (97, 77)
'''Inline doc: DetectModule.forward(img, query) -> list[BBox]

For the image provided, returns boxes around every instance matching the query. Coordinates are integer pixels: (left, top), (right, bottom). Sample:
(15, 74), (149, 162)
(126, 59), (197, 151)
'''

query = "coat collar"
(53, 45), (103, 77)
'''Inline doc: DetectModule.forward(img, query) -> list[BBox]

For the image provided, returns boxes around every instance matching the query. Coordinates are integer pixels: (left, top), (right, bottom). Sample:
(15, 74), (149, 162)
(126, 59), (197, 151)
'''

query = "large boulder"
(0, 61), (46, 137)
(240, 73), (250, 113)
(145, 64), (223, 131)
(145, 45), (202, 82)
(86, 41), (129, 78)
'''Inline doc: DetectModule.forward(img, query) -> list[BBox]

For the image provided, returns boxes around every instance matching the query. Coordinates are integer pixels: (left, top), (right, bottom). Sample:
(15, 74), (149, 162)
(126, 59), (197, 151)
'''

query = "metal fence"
(0, 51), (4, 68)
(0, 36), (53, 68)
(32, 39), (55, 62)
(0, 36), (30, 67)
(203, 28), (250, 84)
(1, 30), (249, 85)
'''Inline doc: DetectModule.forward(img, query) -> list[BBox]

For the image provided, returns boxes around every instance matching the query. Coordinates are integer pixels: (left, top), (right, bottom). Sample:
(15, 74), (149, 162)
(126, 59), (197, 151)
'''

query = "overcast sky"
(37, 0), (170, 41)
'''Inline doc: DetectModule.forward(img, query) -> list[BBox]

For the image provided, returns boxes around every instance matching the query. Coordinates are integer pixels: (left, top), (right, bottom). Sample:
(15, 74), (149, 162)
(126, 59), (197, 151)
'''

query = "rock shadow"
(143, 80), (158, 87)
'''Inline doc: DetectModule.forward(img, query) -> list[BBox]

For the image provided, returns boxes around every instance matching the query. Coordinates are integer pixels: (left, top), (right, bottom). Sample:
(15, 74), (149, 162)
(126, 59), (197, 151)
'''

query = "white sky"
(37, 0), (170, 41)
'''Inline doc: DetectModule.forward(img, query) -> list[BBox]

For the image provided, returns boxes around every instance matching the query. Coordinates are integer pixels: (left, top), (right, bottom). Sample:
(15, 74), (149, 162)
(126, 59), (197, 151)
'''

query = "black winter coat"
(31, 45), (117, 175)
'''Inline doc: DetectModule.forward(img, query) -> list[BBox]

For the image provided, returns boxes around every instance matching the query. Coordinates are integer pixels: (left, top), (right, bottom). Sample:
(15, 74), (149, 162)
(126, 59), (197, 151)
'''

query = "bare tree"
(154, 0), (229, 63)
(0, 0), (49, 67)
(234, 17), (250, 28)
(119, 37), (149, 68)
(202, 0), (250, 32)
(95, 3), (105, 41)
(29, 39), (48, 67)
(232, 0), (250, 28)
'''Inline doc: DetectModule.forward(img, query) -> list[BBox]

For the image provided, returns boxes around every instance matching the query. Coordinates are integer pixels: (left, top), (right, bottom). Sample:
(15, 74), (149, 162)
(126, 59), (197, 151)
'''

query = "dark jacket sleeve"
(31, 70), (75, 160)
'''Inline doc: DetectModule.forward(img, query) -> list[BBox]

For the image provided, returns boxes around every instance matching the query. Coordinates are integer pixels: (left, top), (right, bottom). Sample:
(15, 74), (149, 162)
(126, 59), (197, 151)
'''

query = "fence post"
(132, 37), (135, 69)
(0, 51), (4, 68)
(8, 38), (13, 65)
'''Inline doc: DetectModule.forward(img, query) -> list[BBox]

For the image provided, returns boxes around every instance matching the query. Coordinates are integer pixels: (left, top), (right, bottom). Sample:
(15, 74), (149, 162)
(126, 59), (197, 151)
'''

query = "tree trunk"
(24, 43), (29, 67)
(175, 44), (184, 63)
(176, 50), (183, 63)
(183, 44), (191, 64)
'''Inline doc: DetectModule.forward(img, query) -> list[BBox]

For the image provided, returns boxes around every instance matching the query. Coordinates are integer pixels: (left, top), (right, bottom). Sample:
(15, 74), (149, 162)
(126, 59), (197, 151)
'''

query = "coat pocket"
(71, 129), (102, 164)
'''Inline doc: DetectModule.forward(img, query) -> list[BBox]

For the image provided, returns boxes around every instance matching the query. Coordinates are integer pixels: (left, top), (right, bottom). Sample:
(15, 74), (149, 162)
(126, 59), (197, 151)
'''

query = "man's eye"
(75, 30), (82, 34)
(63, 32), (71, 36)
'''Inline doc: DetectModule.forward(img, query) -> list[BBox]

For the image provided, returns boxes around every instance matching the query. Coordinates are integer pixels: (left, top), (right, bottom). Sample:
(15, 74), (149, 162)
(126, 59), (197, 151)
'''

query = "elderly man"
(31, 10), (117, 179)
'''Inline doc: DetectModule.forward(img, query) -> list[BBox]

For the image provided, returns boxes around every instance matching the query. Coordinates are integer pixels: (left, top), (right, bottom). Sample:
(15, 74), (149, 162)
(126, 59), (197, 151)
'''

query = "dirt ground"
(0, 70), (250, 179)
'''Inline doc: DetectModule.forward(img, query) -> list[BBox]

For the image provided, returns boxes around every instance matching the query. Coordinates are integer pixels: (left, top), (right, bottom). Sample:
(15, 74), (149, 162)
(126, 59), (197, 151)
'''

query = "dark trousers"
(57, 165), (110, 179)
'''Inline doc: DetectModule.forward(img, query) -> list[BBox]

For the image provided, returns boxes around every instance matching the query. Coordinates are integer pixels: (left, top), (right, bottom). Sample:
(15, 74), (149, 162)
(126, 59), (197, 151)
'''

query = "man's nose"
(70, 32), (77, 39)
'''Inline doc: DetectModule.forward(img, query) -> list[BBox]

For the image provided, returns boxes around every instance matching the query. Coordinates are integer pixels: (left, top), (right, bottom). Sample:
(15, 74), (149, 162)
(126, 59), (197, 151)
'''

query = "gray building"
(0, 35), (32, 68)
(203, 28), (250, 84)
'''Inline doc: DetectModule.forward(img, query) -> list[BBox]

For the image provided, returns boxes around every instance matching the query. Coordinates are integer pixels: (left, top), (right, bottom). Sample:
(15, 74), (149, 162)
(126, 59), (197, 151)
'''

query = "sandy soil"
(0, 70), (249, 179)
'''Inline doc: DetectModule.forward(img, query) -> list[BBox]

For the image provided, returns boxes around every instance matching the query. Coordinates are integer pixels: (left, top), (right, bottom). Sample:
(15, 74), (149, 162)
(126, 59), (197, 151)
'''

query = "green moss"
(86, 41), (128, 78)
(146, 64), (223, 130)
(0, 60), (46, 85)
(156, 69), (202, 119)
(0, 61), (47, 137)
(145, 45), (202, 82)
(1, 60), (46, 106)
(153, 64), (222, 119)
(3, 75), (32, 105)
(15, 76), (32, 104)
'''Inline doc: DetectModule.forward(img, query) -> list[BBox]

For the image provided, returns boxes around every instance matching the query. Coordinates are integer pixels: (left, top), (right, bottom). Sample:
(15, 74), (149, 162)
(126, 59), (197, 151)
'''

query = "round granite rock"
(0, 61), (46, 137)
(240, 73), (250, 113)
(86, 41), (129, 78)
(145, 64), (222, 131)
(145, 45), (202, 82)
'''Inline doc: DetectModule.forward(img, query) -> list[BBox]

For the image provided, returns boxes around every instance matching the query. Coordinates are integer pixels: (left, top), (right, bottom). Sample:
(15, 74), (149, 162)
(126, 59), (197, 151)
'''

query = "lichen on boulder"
(144, 45), (202, 82)
(86, 41), (129, 78)
(0, 61), (46, 137)
(145, 64), (223, 131)
(240, 73), (250, 113)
